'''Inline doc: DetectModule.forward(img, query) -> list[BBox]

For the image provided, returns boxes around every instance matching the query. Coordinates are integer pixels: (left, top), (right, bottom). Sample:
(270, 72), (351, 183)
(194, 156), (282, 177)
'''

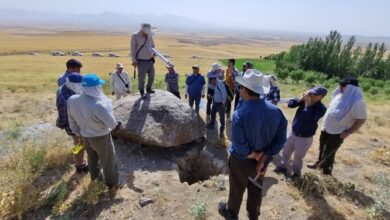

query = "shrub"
(370, 87), (379, 95)
(374, 81), (385, 88)
(276, 68), (289, 82)
(316, 72), (327, 84)
(361, 83), (371, 92)
(322, 81), (332, 89)
(290, 69), (305, 84)
(385, 88), (390, 96)
(304, 71), (317, 86)
(188, 194), (209, 220)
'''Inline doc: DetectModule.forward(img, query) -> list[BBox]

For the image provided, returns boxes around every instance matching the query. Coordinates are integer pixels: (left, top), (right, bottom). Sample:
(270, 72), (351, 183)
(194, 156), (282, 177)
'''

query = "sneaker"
(274, 165), (287, 175)
(146, 88), (155, 94)
(76, 164), (89, 174)
(140, 90), (145, 97)
(218, 202), (238, 220)
(307, 161), (320, 169)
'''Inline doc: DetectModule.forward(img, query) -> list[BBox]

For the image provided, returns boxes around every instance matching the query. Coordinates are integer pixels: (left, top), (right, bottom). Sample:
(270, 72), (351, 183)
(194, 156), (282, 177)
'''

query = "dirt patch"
(176, 150), (227, 185)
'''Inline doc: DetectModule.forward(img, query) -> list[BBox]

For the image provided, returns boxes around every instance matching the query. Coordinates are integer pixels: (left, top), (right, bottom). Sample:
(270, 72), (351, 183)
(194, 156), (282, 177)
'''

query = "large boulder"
(113, 90), (205, 147)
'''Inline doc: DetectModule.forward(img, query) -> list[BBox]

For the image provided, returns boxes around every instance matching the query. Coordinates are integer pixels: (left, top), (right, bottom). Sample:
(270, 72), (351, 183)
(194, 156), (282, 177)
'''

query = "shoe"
(109, 179), (126, 198)
(273, 165), (287, 175)
(291, 173), (301, 179)
(76, 164), (89, 173)
(146, 88), (155, 94)
(205, 123), (215, 130)
(140, 90), (145, 97)
(307, 161), (320, 169)
(218, 202), (238, 220)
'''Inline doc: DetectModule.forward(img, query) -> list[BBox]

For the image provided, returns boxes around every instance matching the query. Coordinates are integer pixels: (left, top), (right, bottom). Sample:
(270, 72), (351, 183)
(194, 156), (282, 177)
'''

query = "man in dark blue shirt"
(219, 69), (287, 220)
(185, 65), (206, 114)
(274, 86), (327, 178)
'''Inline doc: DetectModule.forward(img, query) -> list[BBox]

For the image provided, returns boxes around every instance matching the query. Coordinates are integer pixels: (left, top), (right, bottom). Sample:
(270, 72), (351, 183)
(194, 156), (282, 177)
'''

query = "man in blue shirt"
(219, 69), (287, 220)
(185, 65), (206, 114)
(274, 86), (327, 178)
(206, 77), (228, 138)
(58, 59), (83, 87)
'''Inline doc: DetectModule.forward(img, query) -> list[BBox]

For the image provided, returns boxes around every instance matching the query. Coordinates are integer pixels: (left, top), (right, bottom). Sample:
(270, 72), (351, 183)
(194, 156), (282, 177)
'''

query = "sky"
(1, 0), (390, 36)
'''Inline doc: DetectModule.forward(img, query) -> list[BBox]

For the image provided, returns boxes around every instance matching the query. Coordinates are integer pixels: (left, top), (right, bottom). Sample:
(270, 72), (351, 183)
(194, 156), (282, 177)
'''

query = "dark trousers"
(81, 134), (119, 188)
(317, 131), (344, 175)
(189, 95), (201, 114)
(206, 88), (214, 115)
(228, 154), (263, 220)
(234, 91), (240, 110)
(210, 102), (225, 131)
(169, 91), (181, 99)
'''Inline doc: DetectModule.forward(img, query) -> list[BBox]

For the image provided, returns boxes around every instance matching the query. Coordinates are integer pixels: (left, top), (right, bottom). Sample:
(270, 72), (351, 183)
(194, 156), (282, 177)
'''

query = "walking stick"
(133, 66), (137, 79)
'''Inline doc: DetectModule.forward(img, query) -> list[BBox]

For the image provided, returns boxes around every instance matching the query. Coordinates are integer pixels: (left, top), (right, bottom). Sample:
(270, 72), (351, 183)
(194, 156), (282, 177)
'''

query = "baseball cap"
(192, 65), (199, 69)
(339, 77), (359, 87)
(82, 74), (105, 87)
(68, 73), (83, 83)
(309, 86), (328, 97)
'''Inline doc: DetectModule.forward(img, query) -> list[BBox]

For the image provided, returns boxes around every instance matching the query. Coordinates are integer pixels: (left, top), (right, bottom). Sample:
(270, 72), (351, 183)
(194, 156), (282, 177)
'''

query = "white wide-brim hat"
(236, 69), (270, 95)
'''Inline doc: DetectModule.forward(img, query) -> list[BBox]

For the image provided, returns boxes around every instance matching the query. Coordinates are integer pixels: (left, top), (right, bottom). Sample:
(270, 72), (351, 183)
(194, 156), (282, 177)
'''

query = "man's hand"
(256, 154), (269, 174)
(111, 122), (124, 136)
(111, 91), (115, 95)
(303, 93), (312, 107)
(131, 61), (138, 67)
(185, 94), (188, 99)
(340, 130), (351, 139)
(247, 151), (264, 162)
(72, 135), (82, 145)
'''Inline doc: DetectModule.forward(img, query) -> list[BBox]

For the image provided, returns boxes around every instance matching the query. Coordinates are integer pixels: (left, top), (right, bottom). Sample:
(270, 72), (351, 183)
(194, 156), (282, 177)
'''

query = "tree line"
(269, 30), (390, 81)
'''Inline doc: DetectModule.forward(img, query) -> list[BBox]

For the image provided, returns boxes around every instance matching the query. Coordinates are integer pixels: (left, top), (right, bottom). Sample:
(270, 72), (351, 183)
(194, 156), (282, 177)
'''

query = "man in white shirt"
(110, 63), (131, 100)
(206, 77), (228, 138)
(307, 77), (367, 175)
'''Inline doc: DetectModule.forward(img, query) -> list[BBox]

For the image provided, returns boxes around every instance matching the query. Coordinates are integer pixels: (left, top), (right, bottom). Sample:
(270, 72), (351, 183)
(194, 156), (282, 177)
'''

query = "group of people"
(55, 23), (368, 219)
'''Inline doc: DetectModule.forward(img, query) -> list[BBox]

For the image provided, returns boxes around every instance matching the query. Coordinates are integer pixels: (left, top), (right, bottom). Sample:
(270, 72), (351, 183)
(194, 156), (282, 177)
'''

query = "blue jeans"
(189, 95), (201, 114)
(210, 102), (225, 130)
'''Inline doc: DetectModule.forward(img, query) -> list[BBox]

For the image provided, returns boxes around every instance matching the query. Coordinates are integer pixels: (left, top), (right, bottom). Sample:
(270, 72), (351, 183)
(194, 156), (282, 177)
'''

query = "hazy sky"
(1, 0), (390, 36)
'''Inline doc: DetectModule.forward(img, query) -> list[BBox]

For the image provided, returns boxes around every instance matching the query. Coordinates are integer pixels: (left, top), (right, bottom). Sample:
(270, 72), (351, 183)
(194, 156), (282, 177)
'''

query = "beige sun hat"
(236, 69), (270, 95)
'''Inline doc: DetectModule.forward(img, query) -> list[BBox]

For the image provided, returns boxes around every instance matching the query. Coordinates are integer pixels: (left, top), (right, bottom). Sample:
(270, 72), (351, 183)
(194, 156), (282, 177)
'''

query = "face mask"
(142, 27), (152, 35)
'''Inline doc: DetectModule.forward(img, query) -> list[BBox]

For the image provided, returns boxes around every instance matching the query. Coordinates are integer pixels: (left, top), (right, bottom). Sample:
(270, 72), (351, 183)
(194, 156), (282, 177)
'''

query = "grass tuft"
(188, 194), (209, 220)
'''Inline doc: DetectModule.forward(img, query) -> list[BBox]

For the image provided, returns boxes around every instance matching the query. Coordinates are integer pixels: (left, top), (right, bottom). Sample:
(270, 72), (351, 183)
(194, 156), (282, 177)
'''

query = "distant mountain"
(0, 8), (209, 31)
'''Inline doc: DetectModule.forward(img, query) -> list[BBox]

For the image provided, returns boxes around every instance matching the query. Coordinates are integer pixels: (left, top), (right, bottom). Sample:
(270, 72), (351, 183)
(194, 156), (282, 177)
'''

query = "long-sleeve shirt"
(56, 85), (76, 135)
(130, 31), (155, 62)
(185, 73), (206, 98)
(230, 98), (288, 159)
(225, 67), (238, 92)
(67, 94), (117, 138)
(207, 70), (224, 90)
(164, 72), (180, 93)
(58, 71), (77, 87)
(288, 99), (327, 137)
(266, 86), (281, 103)
(110, 71), (131, 93)
(213, 81), (227, 103)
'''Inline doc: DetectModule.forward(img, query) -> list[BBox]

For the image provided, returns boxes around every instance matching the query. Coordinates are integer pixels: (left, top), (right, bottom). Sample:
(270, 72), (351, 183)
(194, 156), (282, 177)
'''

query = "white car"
(51, 51), (65, 56)
(108, 53), (120, 57)
(92, 52), (104, 57)
(28, 52), (39, 56)
(72, 51), (83, 56)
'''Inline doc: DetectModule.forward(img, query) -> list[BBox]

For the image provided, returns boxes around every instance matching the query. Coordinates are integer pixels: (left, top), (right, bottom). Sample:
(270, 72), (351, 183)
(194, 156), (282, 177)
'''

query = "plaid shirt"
(266, 86), (280, 103)
(56, 85), (76, 136)
(165, 72), (180, 92)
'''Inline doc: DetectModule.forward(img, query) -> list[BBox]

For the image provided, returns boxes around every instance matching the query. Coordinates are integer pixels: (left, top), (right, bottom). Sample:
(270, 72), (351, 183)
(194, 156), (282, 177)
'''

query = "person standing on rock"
(164, 64), (181, 99)
(218, 69), (287, 220)
(185, 65), (206, 114)
(58, 59), (83, 87)
(110, 63), (131, 100)
(56, 73), (88, 173)
(274, 86), (327, 179)
(67, 74), (123, 193)
(307, 77), (367, 175)
(131, 23), (156, 97)
(206, 63), (224, 119)
(206, 77), (228, 138)
(225, 59), (238, 121)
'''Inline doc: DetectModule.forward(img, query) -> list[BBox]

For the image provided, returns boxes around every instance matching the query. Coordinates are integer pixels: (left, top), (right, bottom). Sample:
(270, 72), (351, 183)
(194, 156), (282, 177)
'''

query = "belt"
(137, 58), (152, 62)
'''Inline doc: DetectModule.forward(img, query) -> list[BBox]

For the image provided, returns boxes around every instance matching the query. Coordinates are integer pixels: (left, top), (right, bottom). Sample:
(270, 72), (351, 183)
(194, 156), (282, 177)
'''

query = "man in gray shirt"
(206, 77), (228, 138)
(67, 74), (122, 193)
(131, 23), (156, 97)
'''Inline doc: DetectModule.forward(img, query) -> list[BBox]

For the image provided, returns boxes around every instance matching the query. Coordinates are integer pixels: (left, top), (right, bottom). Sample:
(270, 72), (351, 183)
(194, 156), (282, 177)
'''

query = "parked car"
(192, 55), (201, 59)
(92, 52), (104, 57)
(72, 51), (83, 56)
(108, 53), (120, 57)
(28, 52), (39, 56)
(51, 51), (65, 56)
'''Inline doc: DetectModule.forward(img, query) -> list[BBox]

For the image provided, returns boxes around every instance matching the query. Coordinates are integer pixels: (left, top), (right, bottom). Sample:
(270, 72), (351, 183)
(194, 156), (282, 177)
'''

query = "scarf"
(330, 85), (363, 121)
(82, 85), (113, 113)
(65, 77), (82, 94)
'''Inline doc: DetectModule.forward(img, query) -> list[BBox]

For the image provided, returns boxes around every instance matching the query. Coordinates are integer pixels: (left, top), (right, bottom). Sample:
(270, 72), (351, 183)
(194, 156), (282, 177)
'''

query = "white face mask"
(142, 27), (152, 36)
(65, 78), (82, 94)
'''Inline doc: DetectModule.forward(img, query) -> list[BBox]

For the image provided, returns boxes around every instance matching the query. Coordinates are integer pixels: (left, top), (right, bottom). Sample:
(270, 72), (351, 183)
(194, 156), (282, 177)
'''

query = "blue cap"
(309, 86), (328, 97)
(68, 73), (83, 83)
(81, 74), (105, 87)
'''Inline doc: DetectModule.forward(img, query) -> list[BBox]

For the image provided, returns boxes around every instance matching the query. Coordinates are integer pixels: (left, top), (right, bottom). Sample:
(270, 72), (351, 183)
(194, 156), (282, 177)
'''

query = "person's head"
(192, 65), (200, 74)
(236, 69), (270, 101)
(308, 86), (328, 103)
(66, 59), (83, 73)
(65, 73), (83, 94)
(268, 74), (277, 86)
(116, 63), (124, 73)
(166, 64), (175, 73)
(140, 23), (152, 37)
(209, 77), (217, 86)
(81, 74), (106, 99)
(339, 77), (359, 94)
(228, 59), (235, 68)
(211, 63), (222, 72)
(242, 61), (253, 72)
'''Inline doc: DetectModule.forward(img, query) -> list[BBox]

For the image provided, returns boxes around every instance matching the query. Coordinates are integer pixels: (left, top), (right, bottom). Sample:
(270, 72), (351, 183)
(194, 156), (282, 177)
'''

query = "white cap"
(211, 63), (222, 71)
(116, 63), (124, 68)
(236, 69), (270, 95)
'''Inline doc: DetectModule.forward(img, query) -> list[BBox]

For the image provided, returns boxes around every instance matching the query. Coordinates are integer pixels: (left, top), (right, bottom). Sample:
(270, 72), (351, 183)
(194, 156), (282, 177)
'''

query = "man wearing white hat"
(218, 69), (287, 220)
(110, 63), (131, 100)
(206, 63), (224, 118)
(131, 23), (156, 97)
